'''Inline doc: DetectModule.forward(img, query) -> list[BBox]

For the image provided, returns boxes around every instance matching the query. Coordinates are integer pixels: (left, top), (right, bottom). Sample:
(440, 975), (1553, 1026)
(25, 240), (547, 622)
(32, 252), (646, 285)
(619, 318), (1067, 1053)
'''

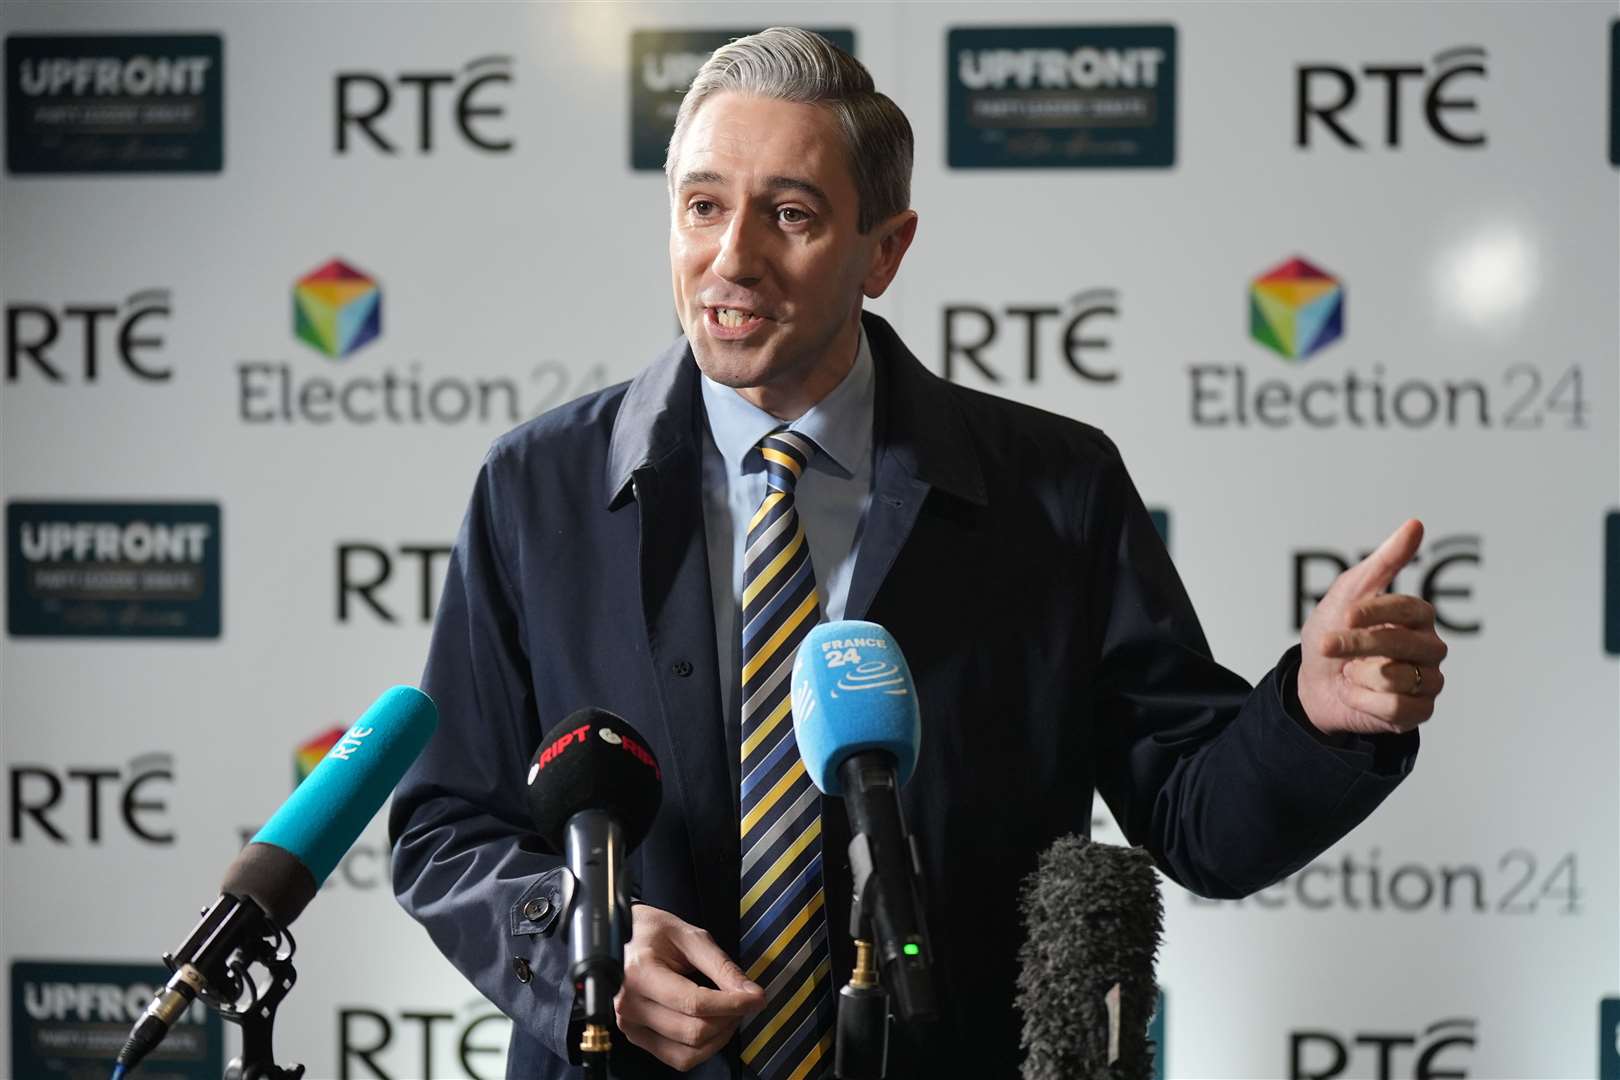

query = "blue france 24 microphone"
(115, 686), (438, 1076)
(792, 620), (937, 1025)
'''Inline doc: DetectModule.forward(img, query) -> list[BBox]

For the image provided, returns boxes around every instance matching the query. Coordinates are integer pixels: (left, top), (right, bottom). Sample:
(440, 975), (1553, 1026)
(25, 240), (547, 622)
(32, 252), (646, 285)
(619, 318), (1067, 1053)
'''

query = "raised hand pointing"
(1297, 519), (1448, 738)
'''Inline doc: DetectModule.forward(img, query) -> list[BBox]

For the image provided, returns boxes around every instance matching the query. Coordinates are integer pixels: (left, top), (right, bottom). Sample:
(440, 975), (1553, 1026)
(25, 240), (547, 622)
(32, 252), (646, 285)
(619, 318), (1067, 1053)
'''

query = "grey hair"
(664, 27), (913, 233)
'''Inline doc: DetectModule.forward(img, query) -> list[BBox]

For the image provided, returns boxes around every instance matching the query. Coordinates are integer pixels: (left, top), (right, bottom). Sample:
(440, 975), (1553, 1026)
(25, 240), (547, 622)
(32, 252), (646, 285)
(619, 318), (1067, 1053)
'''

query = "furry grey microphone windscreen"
(1017, 835), (1164, 1080)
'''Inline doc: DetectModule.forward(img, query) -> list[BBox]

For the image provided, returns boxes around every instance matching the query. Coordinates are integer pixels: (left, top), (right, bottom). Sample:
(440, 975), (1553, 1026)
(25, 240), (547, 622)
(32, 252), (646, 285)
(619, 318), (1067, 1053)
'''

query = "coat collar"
(604, 311), (987, 508)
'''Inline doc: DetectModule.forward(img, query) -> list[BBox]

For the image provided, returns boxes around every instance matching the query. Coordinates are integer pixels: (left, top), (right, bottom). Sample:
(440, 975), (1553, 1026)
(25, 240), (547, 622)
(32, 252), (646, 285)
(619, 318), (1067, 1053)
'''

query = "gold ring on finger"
(1410, 664), (1423, 695)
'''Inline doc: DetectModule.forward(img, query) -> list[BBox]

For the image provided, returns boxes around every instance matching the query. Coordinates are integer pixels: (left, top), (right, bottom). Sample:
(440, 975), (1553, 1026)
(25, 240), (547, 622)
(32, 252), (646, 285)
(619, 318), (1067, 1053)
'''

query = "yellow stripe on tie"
(741, 957), (832, 1064)
(741, 693), (794, 761)
(761, 447), (804, 477)
(749, 491), (785, 532)
(746, 890), (826, 983)
(739, 589), (818, 684)
(740, 816), (822, 917)
(741, 758), (806, 837)
(741, 522), (805, 608)
(785, 1032), (833, 1080)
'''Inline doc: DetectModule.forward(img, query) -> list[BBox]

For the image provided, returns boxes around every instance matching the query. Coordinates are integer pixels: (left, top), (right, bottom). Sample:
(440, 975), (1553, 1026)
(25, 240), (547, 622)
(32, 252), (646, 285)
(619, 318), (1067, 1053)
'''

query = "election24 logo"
(296, 728), (347, 784)
(295, 259), (381, 359)
(238, 258), (604, 426)
(947, 25), (1176, 168)
(5, 34), (223, 173)
(1249, 258), (1342, 362)
(1188, 256), (1589, 430)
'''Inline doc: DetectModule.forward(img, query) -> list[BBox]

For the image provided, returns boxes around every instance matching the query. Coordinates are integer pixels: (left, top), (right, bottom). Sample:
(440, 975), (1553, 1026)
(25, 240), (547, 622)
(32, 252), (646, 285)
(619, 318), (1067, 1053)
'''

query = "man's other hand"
(1298, 519), (1448, 738)
(614, 904), (766, 1071)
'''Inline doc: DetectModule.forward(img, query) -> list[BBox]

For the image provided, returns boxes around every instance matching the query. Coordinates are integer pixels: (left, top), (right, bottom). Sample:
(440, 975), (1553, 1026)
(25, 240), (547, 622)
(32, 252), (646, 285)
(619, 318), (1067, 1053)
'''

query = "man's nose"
(711, 210), (764, 286)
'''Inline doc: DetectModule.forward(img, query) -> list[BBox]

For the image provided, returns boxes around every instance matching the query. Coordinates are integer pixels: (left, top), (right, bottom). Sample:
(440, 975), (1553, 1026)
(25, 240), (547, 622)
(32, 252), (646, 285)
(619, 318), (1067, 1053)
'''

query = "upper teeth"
(717, 308), (751, 328)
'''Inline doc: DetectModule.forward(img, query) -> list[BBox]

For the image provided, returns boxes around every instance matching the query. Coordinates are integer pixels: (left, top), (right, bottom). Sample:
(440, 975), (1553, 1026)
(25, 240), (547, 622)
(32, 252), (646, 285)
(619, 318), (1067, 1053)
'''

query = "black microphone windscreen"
(524, 707), (663, 855)
(1017, 835), (1163, 1080)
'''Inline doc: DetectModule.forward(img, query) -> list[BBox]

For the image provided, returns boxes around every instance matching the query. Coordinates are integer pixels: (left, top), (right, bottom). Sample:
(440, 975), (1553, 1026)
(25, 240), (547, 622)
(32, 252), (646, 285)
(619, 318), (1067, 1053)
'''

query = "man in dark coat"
(390, 28), (1445, 1080)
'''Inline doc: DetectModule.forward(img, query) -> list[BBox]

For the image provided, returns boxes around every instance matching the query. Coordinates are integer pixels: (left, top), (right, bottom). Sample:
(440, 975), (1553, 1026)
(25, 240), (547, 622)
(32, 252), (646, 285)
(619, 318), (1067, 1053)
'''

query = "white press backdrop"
(2, 2), (1616, 1078)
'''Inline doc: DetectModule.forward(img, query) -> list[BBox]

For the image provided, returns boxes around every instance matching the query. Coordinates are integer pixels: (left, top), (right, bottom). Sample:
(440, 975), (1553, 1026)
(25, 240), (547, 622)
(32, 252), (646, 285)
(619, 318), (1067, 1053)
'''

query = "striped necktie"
(737, 429), (834, 1080)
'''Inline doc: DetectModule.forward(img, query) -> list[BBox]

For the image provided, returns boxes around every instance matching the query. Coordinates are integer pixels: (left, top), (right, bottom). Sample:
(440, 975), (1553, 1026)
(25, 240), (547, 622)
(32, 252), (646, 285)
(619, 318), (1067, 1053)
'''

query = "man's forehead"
(674, 92), (849, 191)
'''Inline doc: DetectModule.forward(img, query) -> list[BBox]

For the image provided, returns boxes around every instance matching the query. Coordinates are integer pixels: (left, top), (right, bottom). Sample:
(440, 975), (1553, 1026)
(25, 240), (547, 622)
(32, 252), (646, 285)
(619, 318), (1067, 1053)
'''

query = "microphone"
(523, 707), (662, 1036)
(1016, 835), (1163, 1080)
(791, 621), (937, 1027)
(114, 686), (438, 1077)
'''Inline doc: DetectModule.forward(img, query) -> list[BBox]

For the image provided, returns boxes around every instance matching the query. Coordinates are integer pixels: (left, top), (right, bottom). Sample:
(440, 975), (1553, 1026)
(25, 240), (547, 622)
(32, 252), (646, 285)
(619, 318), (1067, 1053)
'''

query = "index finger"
(673, 926), (765, 1000)
(632, 959), (762, 1019)
(1347, 593), (1435, 630)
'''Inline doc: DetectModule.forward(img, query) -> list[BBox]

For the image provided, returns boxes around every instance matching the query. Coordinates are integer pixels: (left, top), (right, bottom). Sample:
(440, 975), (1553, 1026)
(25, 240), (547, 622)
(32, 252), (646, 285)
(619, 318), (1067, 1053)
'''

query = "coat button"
(513, 956), (532, 983)
(672, 660), (693, 677)
(523, 896), (551, 922)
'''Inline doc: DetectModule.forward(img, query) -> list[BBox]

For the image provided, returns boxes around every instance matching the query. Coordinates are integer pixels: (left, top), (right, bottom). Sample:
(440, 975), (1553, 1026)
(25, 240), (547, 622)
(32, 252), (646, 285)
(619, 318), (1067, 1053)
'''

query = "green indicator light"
(903, 943), (920, 956)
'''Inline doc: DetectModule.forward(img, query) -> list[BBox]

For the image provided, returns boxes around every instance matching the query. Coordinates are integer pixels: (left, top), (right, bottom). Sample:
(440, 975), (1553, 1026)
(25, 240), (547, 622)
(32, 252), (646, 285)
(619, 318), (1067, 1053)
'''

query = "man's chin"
(689, 341), (772, 390)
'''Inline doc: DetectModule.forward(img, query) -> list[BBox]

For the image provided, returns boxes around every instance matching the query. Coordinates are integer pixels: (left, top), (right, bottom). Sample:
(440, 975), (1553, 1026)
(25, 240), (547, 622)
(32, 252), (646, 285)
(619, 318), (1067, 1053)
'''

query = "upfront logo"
(956, 46), (1167, 90)
(5, 34), (224, 174)
(11, 960), (222, 1075)
(22, 976), (207, 1025)
(16, 52), (212, 96)
(7, 502), (222, 638)
(947, 26), (1176, 168)
(628, 30), (856, 170)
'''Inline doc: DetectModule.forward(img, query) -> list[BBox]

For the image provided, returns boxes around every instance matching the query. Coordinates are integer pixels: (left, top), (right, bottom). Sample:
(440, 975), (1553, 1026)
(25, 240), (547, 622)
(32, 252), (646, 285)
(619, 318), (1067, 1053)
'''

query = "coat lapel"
(608, 341), (739, 953)
(845, 313), (988, 622)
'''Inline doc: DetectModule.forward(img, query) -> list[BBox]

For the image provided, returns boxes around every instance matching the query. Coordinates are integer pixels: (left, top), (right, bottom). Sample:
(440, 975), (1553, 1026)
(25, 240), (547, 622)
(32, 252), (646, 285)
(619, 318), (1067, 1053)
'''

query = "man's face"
(669, 92), (907, 418)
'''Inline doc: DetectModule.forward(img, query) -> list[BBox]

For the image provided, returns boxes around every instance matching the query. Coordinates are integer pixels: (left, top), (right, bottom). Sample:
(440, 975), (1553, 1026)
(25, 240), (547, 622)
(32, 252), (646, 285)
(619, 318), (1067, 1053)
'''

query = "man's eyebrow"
(763, 175), (829, 205)
(676, 169), (725, 189)
(674, 170), (830, 207)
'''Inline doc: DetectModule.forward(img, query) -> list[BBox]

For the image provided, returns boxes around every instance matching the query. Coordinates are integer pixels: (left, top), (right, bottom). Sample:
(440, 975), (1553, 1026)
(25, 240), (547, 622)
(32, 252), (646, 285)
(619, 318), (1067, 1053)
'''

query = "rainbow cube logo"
(295, 726), (348, 785)
(1249, 256), (1343, 361)
(294, 258), (380, 359)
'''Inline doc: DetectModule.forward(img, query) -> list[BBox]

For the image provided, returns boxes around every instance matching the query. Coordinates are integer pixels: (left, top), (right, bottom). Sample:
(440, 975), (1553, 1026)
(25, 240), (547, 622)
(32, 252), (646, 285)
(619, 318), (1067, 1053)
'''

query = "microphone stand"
(835, 897), (890, 1079)
(215, 927), (304, 1080)
(159, 898), (305, 1080)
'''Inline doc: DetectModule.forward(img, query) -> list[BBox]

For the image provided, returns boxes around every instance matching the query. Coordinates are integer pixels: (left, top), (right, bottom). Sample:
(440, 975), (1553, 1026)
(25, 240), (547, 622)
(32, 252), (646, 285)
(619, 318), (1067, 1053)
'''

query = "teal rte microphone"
(113, 686), (437, 1077)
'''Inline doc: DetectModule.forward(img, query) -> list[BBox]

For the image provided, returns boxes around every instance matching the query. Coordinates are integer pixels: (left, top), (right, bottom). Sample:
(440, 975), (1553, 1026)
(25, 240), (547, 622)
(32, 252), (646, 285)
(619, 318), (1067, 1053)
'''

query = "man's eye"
(690, 200), (716, 216)
(778, 207), (809, 224)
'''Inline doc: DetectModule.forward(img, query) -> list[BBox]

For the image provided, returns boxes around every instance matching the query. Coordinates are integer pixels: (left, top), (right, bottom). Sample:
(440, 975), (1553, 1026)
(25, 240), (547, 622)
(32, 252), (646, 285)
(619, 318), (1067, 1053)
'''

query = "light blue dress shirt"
(699, 328), (876, 729)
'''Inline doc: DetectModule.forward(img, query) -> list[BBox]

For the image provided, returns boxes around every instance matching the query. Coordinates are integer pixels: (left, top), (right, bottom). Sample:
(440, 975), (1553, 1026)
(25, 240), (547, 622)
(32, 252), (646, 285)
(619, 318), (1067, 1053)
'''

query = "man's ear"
(862, 210), (919, 300)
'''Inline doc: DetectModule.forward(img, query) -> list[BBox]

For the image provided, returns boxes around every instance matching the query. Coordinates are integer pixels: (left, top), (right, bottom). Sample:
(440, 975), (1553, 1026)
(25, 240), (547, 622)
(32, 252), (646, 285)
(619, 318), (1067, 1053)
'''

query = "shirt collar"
(699, 325), (874, 478)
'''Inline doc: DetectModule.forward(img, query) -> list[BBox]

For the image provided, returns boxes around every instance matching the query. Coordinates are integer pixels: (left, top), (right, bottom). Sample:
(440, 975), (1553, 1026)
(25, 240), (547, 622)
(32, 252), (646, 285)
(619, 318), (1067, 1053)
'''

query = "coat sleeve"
(1082, 444), (1419, 899)
(388, 448), (577, 1062)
